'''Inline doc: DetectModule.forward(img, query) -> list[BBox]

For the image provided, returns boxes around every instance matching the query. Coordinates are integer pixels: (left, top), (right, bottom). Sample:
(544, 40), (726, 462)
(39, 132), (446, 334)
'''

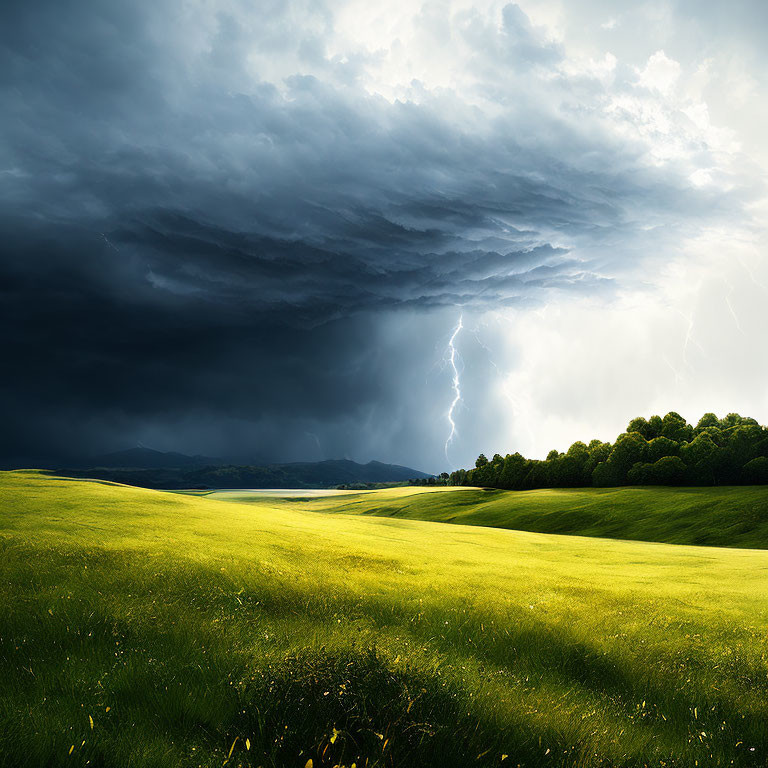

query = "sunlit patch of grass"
(1, 471), (767, 766)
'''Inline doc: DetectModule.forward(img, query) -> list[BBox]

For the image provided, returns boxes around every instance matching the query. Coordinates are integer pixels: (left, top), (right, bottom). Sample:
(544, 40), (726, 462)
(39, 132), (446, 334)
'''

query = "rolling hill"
(192, 484), (768, 549)
(1, 470), (767, 767)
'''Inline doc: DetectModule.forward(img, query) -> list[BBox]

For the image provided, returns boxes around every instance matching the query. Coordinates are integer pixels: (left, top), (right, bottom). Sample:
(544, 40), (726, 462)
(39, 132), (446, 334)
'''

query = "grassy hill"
(2, 471), (768, 767)
(212, 484), (768, 549)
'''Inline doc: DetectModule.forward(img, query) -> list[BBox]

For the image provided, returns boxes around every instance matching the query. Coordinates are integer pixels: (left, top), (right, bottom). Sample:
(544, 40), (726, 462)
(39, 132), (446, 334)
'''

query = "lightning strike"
(737, 257), (768, 297)
(472, 329), (499, 374)
(662, 354), (684, 388)
(675, 309), (703, 370)
(101, 233), (120, 252)
(444, 313), (464, 464)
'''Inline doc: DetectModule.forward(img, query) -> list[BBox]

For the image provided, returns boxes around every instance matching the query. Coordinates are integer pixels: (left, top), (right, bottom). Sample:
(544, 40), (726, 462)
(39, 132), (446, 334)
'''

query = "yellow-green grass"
(206, 485), (768, 549)
(1, 471), (767, 767)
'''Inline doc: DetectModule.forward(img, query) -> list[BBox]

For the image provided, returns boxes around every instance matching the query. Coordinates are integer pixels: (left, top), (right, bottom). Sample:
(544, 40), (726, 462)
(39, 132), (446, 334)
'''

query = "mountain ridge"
(54, 453), (432, 489)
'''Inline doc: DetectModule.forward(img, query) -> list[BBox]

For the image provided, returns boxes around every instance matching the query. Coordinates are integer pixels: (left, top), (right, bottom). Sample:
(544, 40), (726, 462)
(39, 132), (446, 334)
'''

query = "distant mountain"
(88, 447), (223, 469)
(55, 456), (432, 489)
(275, 459), (430, 485)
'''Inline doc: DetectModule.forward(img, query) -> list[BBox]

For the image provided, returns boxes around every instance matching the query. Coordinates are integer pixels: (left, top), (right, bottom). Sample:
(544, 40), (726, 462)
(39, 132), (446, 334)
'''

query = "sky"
(1, 0), (766, 472)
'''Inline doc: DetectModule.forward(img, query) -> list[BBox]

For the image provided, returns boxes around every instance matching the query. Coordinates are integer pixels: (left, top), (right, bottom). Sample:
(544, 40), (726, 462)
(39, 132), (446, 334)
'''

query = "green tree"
(592, 460), (623, 486)
(456, 411), (768, 490)
(695, 413), (719, 433)
(609, 432), (648, 471)
(647, 415), (664, 439)
(646, 436), (680, 462)
(661, 412), (693, 442)
(627, 417), (651, 439)
(742, 457), (768, 484)
(628, 456), (686, 485)
(555, 442), (589, 486)
(499, 453), (526, 489)
(584, 440), (612, 484)
(680, 432), (718, 464)
(728, 425), (764, 466)
(523, 461), (548, 489)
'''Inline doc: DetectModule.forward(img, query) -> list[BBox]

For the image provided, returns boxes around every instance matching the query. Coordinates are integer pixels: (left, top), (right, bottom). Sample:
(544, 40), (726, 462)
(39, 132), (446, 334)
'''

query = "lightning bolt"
(737, 256), (768, 296)
(472, 328), (499, 374)
(444, 313), (464, 464)
(101, 233), (120, 252)
(662, 354), (684, 388)
(674, 308), (705, 370)
(723, 280), (745, 336)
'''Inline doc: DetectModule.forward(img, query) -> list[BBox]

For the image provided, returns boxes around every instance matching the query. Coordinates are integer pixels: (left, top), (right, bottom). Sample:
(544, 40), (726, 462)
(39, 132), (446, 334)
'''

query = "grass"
(1, 470), (767, 767)
(203, 485), (768, 549)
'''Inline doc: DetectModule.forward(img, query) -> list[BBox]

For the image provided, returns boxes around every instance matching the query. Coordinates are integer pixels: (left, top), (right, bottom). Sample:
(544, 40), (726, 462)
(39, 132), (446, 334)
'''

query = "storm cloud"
(1, 0), (765, 469)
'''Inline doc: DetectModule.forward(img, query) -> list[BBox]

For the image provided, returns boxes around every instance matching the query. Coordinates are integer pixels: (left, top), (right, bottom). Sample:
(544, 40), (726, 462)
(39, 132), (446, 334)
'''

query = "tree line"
(447, 412), (768, 489)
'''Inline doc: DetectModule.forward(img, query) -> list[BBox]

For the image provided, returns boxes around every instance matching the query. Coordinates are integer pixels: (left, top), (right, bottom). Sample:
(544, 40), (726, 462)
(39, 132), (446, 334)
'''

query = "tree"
(647, 415), (664, 439)
(661, 412), (693, 442)
(552, 442), (589, 487)
(696, 425), (724, 445)
(627, 417), (651, 439)
(720, 413), (744, 429)
(627, 456), (686, 485)
(584, 440), (611, 484)
(695, 413), (719, 433)
(567, 441), (589, 458)
(680, 432), (717, 464)
(728, 425), (764, 466)
(449, 468), (468, 486)
(742, 457), (768, 484)
(646, 436), (679, 463)
(592, 460), (623, 487)
(652, 456), (686, 484)
(456, 411), (768, 490)
(606, 432), (648, 479)
(522, 461), (548, 489)
(499, 453), (527, 489)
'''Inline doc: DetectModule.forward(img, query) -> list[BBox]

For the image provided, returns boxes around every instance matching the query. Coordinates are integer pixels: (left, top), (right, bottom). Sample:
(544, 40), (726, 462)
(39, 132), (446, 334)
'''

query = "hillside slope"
(233, 484), (768, 549)
(1, 471), (767, 767)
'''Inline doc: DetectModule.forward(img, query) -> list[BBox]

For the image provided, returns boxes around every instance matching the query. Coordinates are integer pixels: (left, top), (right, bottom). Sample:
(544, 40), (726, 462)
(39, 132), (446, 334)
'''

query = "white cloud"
(638, 50), (681, 94)
(461, 223), (768, 462)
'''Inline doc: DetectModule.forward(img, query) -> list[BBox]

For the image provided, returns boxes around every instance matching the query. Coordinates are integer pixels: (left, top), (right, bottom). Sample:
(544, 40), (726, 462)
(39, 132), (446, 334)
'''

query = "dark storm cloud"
(0, 0), (753, 466)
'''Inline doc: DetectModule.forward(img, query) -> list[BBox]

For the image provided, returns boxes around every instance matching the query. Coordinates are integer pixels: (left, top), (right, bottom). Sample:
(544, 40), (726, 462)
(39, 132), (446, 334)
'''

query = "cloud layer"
(1, 0), (765, 469)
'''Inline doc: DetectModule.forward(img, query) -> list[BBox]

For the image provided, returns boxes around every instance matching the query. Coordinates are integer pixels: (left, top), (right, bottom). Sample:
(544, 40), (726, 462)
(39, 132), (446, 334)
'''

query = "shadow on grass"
(1, 540), (767, 767)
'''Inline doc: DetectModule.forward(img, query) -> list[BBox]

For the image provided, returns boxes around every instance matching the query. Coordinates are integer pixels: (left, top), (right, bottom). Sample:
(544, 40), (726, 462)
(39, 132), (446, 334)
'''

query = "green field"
(202, 484), (768, 549)
(1, 471), (768, 767)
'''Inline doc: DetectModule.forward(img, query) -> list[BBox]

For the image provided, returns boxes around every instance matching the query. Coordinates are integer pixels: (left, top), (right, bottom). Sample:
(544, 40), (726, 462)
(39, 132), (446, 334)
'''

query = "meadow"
(1, 471), (767, 767)
(210, 484), (768, 549)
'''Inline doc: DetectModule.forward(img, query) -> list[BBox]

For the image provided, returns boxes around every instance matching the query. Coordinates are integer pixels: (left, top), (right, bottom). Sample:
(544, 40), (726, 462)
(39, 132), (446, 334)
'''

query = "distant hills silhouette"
(56, 448), (432, 489)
